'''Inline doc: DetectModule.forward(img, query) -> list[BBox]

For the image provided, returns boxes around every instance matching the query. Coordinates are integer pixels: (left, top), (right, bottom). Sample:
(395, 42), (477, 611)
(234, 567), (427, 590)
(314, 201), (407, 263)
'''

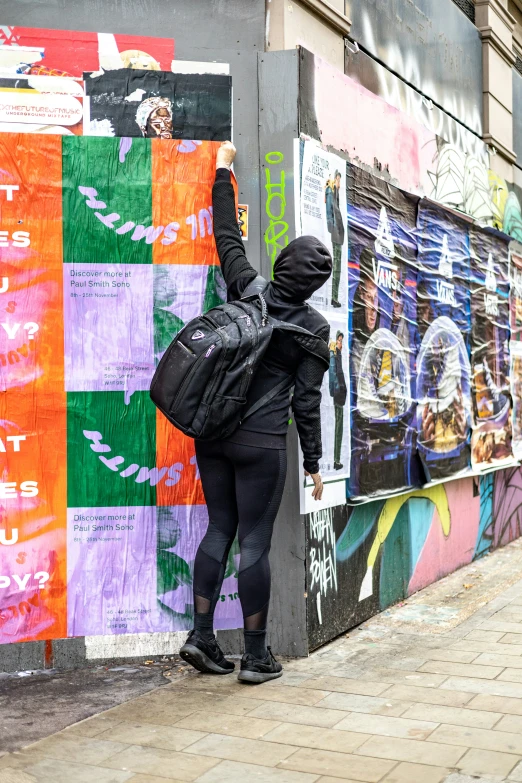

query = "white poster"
(317, 313), (351, 481)
(299, 140), (348, 316)
(297, 139), (351, 500)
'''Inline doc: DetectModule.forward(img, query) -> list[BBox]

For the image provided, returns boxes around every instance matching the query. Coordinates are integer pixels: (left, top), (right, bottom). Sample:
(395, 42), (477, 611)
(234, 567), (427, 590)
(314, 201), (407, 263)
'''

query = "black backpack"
(150, 276), (329, 440)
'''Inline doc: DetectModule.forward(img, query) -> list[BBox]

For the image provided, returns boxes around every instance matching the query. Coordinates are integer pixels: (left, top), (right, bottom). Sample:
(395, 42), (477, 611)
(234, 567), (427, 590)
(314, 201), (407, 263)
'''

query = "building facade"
(0, 0), (521, 669)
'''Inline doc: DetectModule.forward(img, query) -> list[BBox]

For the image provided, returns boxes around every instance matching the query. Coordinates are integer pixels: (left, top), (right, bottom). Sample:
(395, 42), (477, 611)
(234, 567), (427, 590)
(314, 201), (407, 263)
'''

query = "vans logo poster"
(373, 206), (400, 291)
(374, 206), (395, 260)
(372, 256), (400, 292)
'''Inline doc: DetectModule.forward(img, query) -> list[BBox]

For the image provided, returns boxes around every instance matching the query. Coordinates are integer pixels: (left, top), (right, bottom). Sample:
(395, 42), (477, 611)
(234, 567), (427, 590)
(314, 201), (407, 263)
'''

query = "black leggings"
(193, 440), (287, 630)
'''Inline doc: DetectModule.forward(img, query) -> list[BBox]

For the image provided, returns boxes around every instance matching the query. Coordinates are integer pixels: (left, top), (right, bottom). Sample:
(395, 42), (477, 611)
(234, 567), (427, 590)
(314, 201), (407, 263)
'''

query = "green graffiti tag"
(264, 151), (289, 272)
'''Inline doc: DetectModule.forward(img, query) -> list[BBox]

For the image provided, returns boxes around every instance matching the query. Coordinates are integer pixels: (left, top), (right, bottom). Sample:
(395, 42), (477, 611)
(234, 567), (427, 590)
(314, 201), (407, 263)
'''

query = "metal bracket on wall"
(344, 38), (359, 54)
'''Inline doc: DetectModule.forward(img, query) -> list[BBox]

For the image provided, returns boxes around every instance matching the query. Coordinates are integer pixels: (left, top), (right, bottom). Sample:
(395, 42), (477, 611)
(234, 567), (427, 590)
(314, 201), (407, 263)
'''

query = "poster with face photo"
(84, 69), (232, 140)
(510, 247), (522, 459)
(415, 200), (472, 482)
(299, 141), (348, 316)
(347, 165), (422, 502)
(469, 228), (513, 471)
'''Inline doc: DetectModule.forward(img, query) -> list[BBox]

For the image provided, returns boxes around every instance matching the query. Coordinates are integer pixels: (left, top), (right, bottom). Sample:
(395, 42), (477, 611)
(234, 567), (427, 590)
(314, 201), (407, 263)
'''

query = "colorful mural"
(311, 55), (522, 242)
(307, 469), (522, 649)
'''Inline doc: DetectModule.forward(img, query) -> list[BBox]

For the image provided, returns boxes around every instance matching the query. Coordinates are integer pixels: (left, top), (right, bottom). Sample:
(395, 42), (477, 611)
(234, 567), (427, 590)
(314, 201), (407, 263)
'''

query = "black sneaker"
(180, 630), (235, 675)
(238, 646), (283, 684)
(334, 461), (343, 470)
(331, 299), (342, 308)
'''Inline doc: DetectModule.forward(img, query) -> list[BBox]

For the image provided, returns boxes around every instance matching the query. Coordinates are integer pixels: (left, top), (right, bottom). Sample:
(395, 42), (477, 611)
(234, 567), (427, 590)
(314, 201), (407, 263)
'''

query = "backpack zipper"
(201, 330), (228, 406)
(170, 351), (207, 413)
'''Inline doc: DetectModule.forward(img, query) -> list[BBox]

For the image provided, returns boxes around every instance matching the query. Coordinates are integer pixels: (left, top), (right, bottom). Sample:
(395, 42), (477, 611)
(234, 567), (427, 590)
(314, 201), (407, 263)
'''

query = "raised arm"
(212, 141), (257, 300)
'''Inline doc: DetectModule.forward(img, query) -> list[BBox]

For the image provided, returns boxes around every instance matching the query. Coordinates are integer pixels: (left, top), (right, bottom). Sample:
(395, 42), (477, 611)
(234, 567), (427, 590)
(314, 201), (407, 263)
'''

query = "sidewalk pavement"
(3, 540), (522, 783)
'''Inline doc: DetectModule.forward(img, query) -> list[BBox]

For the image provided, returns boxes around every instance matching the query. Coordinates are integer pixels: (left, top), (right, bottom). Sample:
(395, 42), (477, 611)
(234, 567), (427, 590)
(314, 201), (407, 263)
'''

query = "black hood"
(271, 235), (332, 303)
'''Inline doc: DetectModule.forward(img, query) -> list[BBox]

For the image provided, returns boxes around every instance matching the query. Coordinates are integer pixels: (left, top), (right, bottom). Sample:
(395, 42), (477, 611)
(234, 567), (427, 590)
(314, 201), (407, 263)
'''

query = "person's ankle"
(244, 629), (268, 659)
(194, 612), (214, 641)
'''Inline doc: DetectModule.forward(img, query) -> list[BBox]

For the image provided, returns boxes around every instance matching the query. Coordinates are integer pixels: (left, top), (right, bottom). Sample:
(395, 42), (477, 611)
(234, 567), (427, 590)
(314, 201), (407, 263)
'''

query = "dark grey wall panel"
(514, 69), (522, 168)
(258, 50), (308, 657)
(0, 0), (265, 269)
(345, 0), (482, 135)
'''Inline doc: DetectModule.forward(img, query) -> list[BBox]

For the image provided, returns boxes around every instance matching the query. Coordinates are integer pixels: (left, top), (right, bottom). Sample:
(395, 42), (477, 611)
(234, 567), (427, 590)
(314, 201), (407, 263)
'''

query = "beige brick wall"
(266, 0), (349, 71)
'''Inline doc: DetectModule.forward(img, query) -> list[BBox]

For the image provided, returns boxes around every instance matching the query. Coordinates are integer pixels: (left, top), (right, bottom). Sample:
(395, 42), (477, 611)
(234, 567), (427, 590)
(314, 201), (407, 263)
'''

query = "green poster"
(67, 391), (157, 507)
(62, 136), (153, 264)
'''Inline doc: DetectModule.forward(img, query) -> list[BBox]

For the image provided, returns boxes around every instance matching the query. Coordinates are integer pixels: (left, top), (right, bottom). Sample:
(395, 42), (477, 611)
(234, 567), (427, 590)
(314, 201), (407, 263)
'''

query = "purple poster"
(67, 504), (241, 636)
(64, 263), (154, 396)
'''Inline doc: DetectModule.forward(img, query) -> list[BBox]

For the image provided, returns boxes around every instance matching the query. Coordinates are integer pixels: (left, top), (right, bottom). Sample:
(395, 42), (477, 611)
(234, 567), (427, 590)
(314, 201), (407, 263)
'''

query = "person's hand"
(216, 140), (236, 170)
(305, 471), (324, 501)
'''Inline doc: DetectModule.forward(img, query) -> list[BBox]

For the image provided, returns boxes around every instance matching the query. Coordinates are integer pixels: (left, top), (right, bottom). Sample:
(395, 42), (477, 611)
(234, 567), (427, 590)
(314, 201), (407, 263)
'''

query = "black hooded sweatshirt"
(211, 168), (331, 473)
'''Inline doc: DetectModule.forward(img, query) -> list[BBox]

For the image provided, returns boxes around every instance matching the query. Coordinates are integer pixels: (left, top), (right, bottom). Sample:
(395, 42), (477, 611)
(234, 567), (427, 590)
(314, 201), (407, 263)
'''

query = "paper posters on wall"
(347, 165), (422, 501)
(0, 134), (243, 642)
(84, 69), (232, 140)
(298, 140), (350, 508)
(510, 245), (522, 459)
(319, 314), (350, 480)
(0, 74), (84, 135)
(299, 140), (348, 316)
(415, 200), (472, 482)
(470, 228), (514, 471)
(238, 204), (249, 240)
(0, 134), (67, 643)
(0, 27), (175, 76)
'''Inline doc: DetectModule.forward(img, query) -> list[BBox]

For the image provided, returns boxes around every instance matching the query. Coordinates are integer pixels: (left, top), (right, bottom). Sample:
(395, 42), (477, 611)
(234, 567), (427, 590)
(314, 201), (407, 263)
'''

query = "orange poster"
(0, 390), (67, 642)
(0, 135), (65, 642)
(152, 140), (222, 265)
(0, 134), (63, 393)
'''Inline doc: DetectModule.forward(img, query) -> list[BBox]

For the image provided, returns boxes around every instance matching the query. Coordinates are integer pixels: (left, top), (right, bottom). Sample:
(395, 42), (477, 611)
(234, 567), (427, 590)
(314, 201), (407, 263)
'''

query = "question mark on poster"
(34, 571), (49, 589)
(0, 572), (49, 589)
(24, 323), (39, 340)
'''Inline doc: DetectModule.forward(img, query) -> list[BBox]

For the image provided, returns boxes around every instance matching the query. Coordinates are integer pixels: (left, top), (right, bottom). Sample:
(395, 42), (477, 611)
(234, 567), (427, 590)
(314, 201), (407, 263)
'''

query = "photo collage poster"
(0, 27), (175, 136)
(299, 140), (350, 482)
(469, 228), (514, 471)
(415, 200), (472, 482)
(347, 165), (422, 501)
(0, 26), (231, 144)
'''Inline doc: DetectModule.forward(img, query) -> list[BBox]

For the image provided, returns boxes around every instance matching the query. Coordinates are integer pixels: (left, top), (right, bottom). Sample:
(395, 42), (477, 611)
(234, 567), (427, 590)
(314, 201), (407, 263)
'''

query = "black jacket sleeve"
(292, 323), (330, 474)
(212, 168), (257, 300)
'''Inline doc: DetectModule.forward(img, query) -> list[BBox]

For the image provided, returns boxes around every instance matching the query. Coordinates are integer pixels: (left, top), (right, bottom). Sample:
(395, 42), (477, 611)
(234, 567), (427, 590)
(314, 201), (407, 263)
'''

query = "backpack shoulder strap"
(270, 318), (330, 369)
(241, 277), (329, 369)
(241, 376), (292, 423)
(241, 274), (268, 299)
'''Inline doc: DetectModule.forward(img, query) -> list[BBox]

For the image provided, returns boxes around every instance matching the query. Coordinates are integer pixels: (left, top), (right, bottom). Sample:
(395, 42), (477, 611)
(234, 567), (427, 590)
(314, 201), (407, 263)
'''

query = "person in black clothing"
(180, 141), (332, 684)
